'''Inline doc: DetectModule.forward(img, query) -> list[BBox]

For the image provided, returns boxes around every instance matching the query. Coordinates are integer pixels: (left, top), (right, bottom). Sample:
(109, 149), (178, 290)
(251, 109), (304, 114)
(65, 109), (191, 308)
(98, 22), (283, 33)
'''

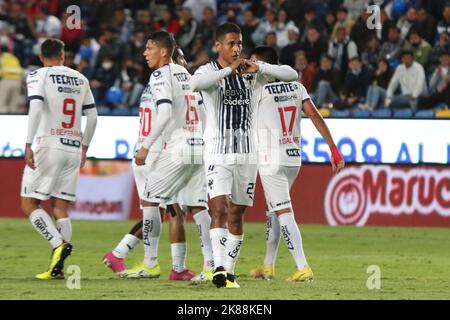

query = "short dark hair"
(41, 39), (65, 59)
(148, 31), (176, 57)
(401, 49), (414, 58)
(215, 23), (241, 42)
(172, 45), (182, 62)
(250, 46), (278, 64)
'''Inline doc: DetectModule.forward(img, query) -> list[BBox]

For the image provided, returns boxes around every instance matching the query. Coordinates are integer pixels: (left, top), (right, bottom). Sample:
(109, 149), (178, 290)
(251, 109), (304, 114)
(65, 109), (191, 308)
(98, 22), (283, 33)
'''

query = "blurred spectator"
(134, 10), (157, 34)
(379, 10), (397, 42)
(60, 12), (85, 53)
(361, 34), (380, 69)
(274, 8), (296, 48)
(418, 51), (450, 109)
(324, 12), (336, 35)
(331, 6), (354, 39)
(95, 28), (122, 69)
(415, 8), (435, 45)
(197, 6), (218, 51)
(378, 25), (403, 68)
(386, 50), (428, 110)
(63, 51), (76, 69)
(91, 55), (119, 106)
(397, 7), (418, 41)
(300, 26), (328, 66)
(263, 31), (279, 55)
(177, 6), (198, 55)
(0, 44), (23, 113)
(350, 10), (377, 53)
(75, 36), (100, 69)
(280, 26), (302, 67)
(182, 0), (217, 23)
(111, 8), (135, 44)
(328, 26), (358, 81)
(77, 58), (94, 80)
(311, 54), (340, 108)
(337, 56), (374, 110)
(187, 49), (210, 74)
(115, 59), (145, 109)
(294, 50), (314, 92)
(32, 5), (62, 38)
(252, 9), (277, 46)
(343, 0), (367, 21)
(428, 32), (450, 74)
(362, 59), (392, 110)
(403, 29), (431, 68)
(436, 3), (450, 42)
(155, 8), (180, 36)
(298, 7), (326, 43)
(241, 9), (260, 49)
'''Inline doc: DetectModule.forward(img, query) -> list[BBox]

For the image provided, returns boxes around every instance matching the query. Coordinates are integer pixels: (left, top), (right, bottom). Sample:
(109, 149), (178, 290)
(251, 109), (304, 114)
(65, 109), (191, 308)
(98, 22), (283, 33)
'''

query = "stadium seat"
(97, 106), (111, 115)
(435, 106), (450, 118)
(393, 109), (413, 118)
(111, 108), (130, 116)
(371, 109), (392, 118)
(352, 109), (371, 118)
(330, 109), (351, 118)
(318, 108), (330, 117)
(414, 110), (435, 118)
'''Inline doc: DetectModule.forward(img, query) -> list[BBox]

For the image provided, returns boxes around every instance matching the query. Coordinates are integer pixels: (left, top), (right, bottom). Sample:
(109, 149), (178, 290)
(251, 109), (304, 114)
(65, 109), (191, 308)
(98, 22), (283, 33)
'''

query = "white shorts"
(205, 154), (258, 206)
(142, 151), (196, 203)
(176, 164), (208, 211)
(259, 165), (300, 212)
(21, 147), (81, 202)
(132, 152), (159, 199)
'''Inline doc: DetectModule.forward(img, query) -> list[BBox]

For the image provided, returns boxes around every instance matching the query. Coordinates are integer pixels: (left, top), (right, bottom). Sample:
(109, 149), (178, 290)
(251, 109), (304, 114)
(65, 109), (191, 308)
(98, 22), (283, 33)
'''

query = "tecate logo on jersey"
(324, 166), (450, 226)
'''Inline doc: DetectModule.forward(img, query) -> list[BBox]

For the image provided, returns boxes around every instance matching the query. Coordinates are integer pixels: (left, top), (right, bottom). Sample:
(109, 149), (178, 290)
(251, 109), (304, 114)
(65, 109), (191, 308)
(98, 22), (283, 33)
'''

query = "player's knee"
(20, 197), (39, 215)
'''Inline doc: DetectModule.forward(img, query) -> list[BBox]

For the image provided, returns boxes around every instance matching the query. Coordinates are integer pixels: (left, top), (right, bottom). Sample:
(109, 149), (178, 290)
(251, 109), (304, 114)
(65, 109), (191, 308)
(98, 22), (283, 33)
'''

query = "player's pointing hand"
(135, 147), (149, 166)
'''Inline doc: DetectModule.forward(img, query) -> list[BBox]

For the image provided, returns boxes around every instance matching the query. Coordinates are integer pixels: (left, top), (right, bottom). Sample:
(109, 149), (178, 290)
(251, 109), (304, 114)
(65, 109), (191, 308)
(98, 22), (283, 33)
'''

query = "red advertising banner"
(2, 159), (449, 228)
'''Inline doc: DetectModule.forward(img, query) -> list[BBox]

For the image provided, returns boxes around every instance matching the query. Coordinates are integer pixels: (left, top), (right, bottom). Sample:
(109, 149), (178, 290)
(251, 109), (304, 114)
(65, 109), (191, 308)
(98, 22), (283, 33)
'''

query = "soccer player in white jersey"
(191, 23), (298, 288)
(247, 46), (344, 282)
(21, 39), (98, 279)
(104, 46), (214, 281)
(132, 31), (206, 279)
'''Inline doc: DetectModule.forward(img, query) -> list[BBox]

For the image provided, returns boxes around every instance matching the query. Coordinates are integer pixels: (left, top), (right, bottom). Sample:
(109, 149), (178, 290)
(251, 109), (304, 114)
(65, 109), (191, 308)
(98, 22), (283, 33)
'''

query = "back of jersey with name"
(150, 63), (204, 157)
(26, 66), (95, 152)
(257, 81), (310, 166)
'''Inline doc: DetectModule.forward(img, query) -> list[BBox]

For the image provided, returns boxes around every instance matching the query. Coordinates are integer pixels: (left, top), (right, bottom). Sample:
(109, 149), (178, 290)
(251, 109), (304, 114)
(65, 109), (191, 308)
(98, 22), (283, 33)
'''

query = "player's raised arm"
(191, 59), (243, 91)
(302, 96), (345, 174)
(249, 60), (298, 82)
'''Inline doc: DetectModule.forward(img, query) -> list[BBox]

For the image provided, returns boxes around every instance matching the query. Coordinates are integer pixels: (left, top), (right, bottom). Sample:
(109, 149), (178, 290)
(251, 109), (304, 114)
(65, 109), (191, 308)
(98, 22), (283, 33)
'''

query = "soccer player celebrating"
(21, 39), (98, 279)
(103, 46), (214, 281)
(191, 23), (298, 288)
(248, 46), (344, 281)
(131, 31), (206, 279)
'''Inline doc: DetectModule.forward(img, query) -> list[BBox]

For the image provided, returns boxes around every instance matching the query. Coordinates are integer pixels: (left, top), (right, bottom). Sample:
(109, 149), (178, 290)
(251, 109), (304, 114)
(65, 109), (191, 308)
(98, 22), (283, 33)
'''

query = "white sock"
(113, 234), (140, 259)
(29, 209), (63, 248)
(264, 212), (280, 267)
(56, 217), (72, 243)
(224, 232), (244, 274)
(171, 242), (187, 272)
(210, 228), (227, 270)
(278, 212), (308, 270)
(142, 207), (161, 268)
(193, 210), (214, 271)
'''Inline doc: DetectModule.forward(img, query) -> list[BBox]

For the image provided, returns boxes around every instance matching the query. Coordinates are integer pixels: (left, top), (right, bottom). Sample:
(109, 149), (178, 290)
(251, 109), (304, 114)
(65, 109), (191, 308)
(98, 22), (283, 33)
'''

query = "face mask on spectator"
(351, 68), (361, 75)
(102, 62), (113, 70)
(134, 41), (143, 47)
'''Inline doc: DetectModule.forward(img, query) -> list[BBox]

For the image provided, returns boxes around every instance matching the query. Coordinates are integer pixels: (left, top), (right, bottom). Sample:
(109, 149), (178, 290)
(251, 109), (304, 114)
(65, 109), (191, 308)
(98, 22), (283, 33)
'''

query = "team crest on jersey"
(152, 70), (162, 79)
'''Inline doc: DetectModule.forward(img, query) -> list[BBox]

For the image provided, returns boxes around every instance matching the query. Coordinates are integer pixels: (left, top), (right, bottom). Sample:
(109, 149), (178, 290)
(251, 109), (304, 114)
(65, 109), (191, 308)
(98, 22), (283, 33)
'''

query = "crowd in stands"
(0, 0), (449, 117)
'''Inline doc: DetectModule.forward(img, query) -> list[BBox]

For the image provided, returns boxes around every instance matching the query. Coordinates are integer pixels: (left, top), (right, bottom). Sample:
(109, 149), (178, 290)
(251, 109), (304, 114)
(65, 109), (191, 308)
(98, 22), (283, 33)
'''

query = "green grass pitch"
(0, 217), (449, 300)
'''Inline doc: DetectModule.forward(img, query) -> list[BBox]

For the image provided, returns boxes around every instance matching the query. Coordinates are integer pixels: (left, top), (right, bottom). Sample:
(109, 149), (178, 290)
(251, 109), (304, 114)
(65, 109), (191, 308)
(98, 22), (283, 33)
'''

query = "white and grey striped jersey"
(192, 60), (298, 155)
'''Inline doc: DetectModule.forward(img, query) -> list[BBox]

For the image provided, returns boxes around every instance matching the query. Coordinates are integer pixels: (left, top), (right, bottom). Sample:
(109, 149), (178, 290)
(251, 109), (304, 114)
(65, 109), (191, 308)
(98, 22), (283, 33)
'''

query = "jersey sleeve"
(26, 70), (45, 102)
(298, 83), (311, 103)
(82, 76), (96, 114)
(150, 68), (173, 108)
